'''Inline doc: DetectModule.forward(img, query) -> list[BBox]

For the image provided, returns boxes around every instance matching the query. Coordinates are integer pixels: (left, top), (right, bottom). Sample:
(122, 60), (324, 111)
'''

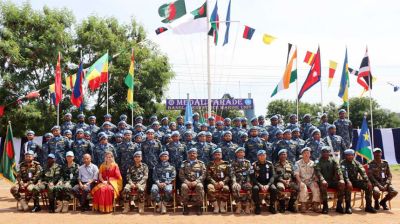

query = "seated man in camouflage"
(10, 150), (42, 212)
(274, 149), (298, 213)
(151, 151), (176, 214)
(35, 153), (61, 213)
(314, 146), (345, 214)
(179, 148), (206, 215)
(206, 148), (230, 214)
(122, 151), (148, 214)
(53, 151), (79, 213)
(231, 147), (253, 214)
(341, 149), (376, 214)
(368, 148), (398, 210)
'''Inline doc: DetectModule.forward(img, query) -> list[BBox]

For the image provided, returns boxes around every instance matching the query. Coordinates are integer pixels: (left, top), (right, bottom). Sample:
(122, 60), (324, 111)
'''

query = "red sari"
(91, 162), (122, 213)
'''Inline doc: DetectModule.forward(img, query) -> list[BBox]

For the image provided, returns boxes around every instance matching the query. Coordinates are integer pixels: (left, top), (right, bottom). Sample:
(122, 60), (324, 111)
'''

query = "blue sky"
(14, 0), (400, 116)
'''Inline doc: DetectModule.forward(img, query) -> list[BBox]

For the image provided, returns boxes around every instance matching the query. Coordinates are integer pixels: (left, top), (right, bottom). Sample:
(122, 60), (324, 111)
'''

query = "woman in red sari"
(91, 151), (122, 213)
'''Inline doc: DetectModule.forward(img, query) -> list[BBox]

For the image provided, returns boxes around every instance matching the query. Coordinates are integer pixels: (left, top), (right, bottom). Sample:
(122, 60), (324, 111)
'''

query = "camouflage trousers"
(207, 183), (230, 202)
(180, 182), (204, 205)
(372, 183), (398, 201)
(320, 181), (345, 202)
(151, 183), (173, 203)
(123, 183), (146, 203)
(35, 182), (56, 201)
(10, 183), (37, 201)
(53, 181), (75, 201)
(345, 180), (372, 203)
(276, 181), (299, 200)
(232, 182), (252, 202)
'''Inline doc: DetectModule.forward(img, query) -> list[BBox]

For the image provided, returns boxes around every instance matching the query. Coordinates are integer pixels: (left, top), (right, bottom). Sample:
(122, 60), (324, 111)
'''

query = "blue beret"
(84, 131), (91, 135)
(224, 118), (231, 122)
(161, 117), (169, 121)
(104, 114), (112, 118)
(77, 114), (85, 119)
(89, 115), (96, 120)
(25, 150), (35, 155)
(120, 114), (128, 120)
(26, 130), (35, 135)
(146, 129), (155, 134)
(258, 115), (265, 119)
(212, 148), (222, 154)
(373, 148), (382, 153)
(150, 115), (158, 120)
(64, 113), (72, 117)
(232, 117), (241, 122)
(63, 130), (72, 135)
(235, 147), (245, 153)
(283, 129), (291, 134)
(292, 128), (300, 133)
(223, 131), (232, 136)
(311, 129), (321, 136)
(159, 151), (169, 157)
(135, 116), (143, 121)
(241, 117), (248, 122)
(201, 123), (209, 127)
(278, 149), (287, 156)
(102, 121), (112, 127)
(241, 132), (248, 137)
(257, 150), (266, 156)
(328, 124), (336, 129)
(301, 147), (311, 154)
(289, 114), (297, 118)
(187, 148), (197, 153)
(124, 130), (133, 135)
(205, 131), (212, 136)
(118, 121), (127, 125)
(185, 121), (192, 125)
(51, 125), (61, 131)
(184, 130), (193, 136)
(44, 133), (53, 138)
(250, 117), (258, 122)
(275, 129), (284, 135)
(48, 153), (56, 159)
(193, 112), (199, 117)
(303, 114), (311, 119)
(250, 126), (259, 131)
(270, 115), (278, 120)
(338, 109), (346, 114)
(75, 129), (84, 134)
(134, 151), (142, 157)
(344, 149), (355, 155)
(115, 133), (123, 138)
(208, 116), (215, 120)
(216, 121), (224, 125)
(171, 131), (180, 136)
(321, 146), (331, 152)
(261, 131), (269, 136)
(197, 131), (206, 136)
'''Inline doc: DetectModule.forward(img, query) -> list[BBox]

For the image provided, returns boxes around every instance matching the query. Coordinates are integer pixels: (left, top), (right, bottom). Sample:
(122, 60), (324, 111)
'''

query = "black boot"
(278, 200), (286, 213)
(196, 205), (203, 215)
(254, 204), (261, 215)
(269, 205), (277, 214)
(322, 201), (329, 214)
(183, 205), (189, 215)
(374, 200), (380, 210)
(365, 201), (377, 214)
(49, 199), (55, 213)
(31, 199), (41, 212)
(335, 201), (345, 214)
(345, 200), (352, 214)
(287, 198), (297, 213)
(379, 199), (389, 210)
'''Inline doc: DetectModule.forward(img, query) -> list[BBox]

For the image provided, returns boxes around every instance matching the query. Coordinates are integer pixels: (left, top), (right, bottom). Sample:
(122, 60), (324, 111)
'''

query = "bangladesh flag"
(158, 0), (186, 23)
(0, 123), (17, 183)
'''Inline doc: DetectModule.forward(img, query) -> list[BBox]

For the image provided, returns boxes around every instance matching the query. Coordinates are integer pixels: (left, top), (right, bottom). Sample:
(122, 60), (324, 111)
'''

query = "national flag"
(348, 67), (358, 76)
(124, 50), (135, 108)
(85, 53), (109, 91)
(184, 98), (193, 123)
(25, 90), (40, 99)
(155, 27), (168, 35)
(0, 123), (17, 183)
(158, 0), (186, 23)
(0, 105), (5, 117)
(223, 0), (231, 46)
(54, 52), (62, 105)
(328, 60), (337, 87)
(303, 51), (315, 65)
(49, 84), (56, 105)
(271, 44), (297, 97)
(65, 74), (77, 90)
(356, 115), (373, 161)
(298, 47), (321, 100)
(262, 33), (276, 45)
(71, 62), (84, 108)
(242, 25), (255, 40)
(357, 47), (373, 91)
(209, 1), (219, 45)
(338, 49), (350, 105)
(387, 82), (400, 92)
(168, 1), (207, 35)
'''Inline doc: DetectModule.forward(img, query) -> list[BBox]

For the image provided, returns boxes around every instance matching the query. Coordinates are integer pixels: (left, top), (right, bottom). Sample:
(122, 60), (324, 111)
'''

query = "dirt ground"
(1, 172), (399, 224)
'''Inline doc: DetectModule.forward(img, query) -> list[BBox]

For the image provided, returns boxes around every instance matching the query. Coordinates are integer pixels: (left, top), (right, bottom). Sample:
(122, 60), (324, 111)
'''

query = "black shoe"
(345, 201), (352, 214)
(278, 200), (286, 213)
(374, 201), (380, 210)
(287, 199), (297, 213)
(196, 206), (203, 215)
(365, 206), (377, 213)
(322, 202), (328, 214)
(379, 200), (389, 210)
(80, 206), (86, 212)
(269, 205), (277, 214)
(49, 201), (55, 213)
(335, 202), (345, 214)
(32, 204), (41, 213)
(254, 205), (261, 215)
(183, 205), (189, 215)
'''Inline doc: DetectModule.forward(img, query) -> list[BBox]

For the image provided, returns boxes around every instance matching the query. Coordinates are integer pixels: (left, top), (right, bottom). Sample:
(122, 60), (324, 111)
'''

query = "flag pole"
(106, 49), (109, 115)
(367, 46), (374, 148)
(56, 51), (61, 126)
(131, 48), (134, 128)
(295, 45), (299, 119)
(206, 0), (212, 118)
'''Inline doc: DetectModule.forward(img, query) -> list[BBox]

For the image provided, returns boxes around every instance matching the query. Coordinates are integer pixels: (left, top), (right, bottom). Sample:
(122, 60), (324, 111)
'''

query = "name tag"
(70, 173), (73, 179)
(221, 172), (224, 178)
(166, 172), (170, 178)
(266, 173), (269, 179)
(381, 172), (385, 178)
(28, 172), (32, 178)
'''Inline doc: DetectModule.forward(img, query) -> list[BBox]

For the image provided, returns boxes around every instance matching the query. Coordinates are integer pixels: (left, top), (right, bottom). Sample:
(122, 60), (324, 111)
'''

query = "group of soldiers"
(10, 109), (397, 215)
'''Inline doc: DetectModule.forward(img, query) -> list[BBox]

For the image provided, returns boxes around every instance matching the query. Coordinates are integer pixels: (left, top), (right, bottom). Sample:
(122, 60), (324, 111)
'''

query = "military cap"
(373, 148), (382, 153)
(77, 114), (85, 119)
(150, 115), (158, 120)
(250, 117), (258, 122)
(216, 121), (223, 125)
(97, 132), (106, 137)
(235, 147), (245, 153)
(171, 131), (180, 136)
(197, 131), (206, 136)
(185, 121), (193, 125)
(48, 153), (56, 159)
(338, 109), (347, 114)
(321, 146), (331, 152)
(241, 132), (248, 137)
(159, 151), (169, 157)
(328, 124), (336, 129)
(260, 131), (269, 136)
(176, 115), (183, 120)
(44, 133), (54, 138)
(118, 121), (127, 126)
(161, 117), (169, 122)
(84, 131), (91, 136)
(212, 148), (222, 154)
(301, 147), (311, 154)
(66, 151), (74, 157)
(223, 131), (232, 136)
(164, 133), (171, 138)
(135, 116), (143, 121)
(224, 118), (231, 122)
(115, 133), (123, 138)
(278, 149), (287, 156)
(201, 123), (209, 127)
(320, 113), (328, 118)
(104, 114), (112, 118)
(275, 129), (284, 135)
(208, 116), (215, 120)
(64, 113), (72, 117)
(241, 117), (248, 122)
(124, 130), (133, 135)
(291, 128), (300, 133)
(257, 150), (266, 156)
(193, 112), (200, 117)
(344, 149), (355, 155)
(303, 114), (311, 119)
(102, 121), (112, 127)
(26, 130), (35, 135)
(270, 115), (278, 120)
(88, 115), (96, 120)
(283, 129), (291, 134)
(187, 148), (198, 153)
(99, 134), (108, 140)
(232, 117), (241, 122)
(258, 115), (265, 119)
(134, 151), (142, 157)
(311, 129), (321, 136)
(51, 125), (61, 131)
(75, 128), (84, 134)
(63, 130), (72, 135)
(184, 130), (193, 136)
(289, 114), (297, 118)
(119, 114), (128, 120)
(205, 131), (212, 136)
(146, 129), (155, 134)
(249, 126), (259, 131)
(25, 150), (35, 155)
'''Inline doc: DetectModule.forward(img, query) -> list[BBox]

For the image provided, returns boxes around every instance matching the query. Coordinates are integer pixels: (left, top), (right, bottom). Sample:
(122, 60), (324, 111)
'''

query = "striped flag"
(124, 49), (135, 108)
(85, 53), (109, 91)
(357, 47), (373, 91)
(242, 25), (255, 40)
(71, 62), (84, 108)
(303, 51), (315, 65)
(271, 44), (297, 97)
(65, 74), (76, 90)
(338, 49), (349, 105)
(328, 60), (337, 87)
(209, 1), (219, 45)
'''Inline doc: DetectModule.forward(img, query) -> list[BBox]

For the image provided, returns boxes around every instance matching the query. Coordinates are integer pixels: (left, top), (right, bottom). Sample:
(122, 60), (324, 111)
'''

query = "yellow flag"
(262, 34), (276, 45)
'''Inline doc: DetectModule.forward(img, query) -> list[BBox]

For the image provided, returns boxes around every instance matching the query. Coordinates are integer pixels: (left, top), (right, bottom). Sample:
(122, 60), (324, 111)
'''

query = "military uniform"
(317, 122), (330, 138)
(165, 141), (186, 170)
(273, 139), (299, 164)
(123, 162), (148, 204)
(20, 141), (41, 164)
(35, 162), (61, 211)
(304, 139), (325, 161)
(151, 161), (176, 204)
(368, 159), (398, 208)
(141, 139), (162, 192)
(92, 143), (116, 166)
(194, 141), (214, 164)
(274, 160), (298, 211)
(179, 159), (206, 206)
(286, 123), (300, 131)
(251, 159), (277, 214)
(218, 140), (238, 163)
(85, 124), (100, 144)
(117, 141), (139, 184)
(231, 126), (244, 144)
(323, 134), (346, 160)
(53, 162), (79, 212)
(267, 125), (280, 142)
(39, 141), (50, 166)
(10, 161), (42, 202)
(61, 121), (76, 134)
(292, 137), (305, 152)
(300, 123), (313, 140)
(48, 136), (71, 166)
(294, 159), (320, 204)
(334, 119), (353, 148)
(74, 122), (89, 134)
(231, 159), (253, 202)
(71, 138), (93, 165)
(244, 137), (269, 163)
(206, 160), (230, 203)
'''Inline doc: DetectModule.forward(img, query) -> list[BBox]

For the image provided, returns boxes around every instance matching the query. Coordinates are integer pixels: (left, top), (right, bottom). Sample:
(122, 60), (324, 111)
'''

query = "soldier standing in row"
(334, 109), (353, 148)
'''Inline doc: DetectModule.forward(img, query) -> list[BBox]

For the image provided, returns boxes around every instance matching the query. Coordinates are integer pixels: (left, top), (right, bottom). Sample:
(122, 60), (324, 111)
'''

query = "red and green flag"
(298, 47), (321, 100)
(0, 123), (17, 183)
(158, 0), (187, 23)
(208, 1), (219, 45)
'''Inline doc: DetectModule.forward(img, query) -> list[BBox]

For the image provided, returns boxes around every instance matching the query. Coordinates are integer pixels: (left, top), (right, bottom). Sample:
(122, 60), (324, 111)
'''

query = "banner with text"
(166, 98), (254, 110)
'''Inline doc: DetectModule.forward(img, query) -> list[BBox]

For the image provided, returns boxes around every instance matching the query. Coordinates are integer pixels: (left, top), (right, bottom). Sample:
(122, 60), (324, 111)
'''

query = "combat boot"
(122, 202), (130, 213)
(299, 203), (307, 213)
(254, 204), (261, 215)
(374, 200), (380, 210)
(48, 199), (55, 213)
(20, 199), (29, 211)
(335, 200), (344, 214)
(31, 199), (41, 212)
(244, 202), (251, 214)
(287, 198), (297, 213)
(235, 202), (242, 214)
(161, 202), (167, 214)
(312, 202), (320, 213)
(278, 200), (286, 213)
(269, 205), (277, 214)
(220, 201), (227, 213)
(322, 201), (329, 214)
(212, 201), (219, 213)
(17, 200), (23, 211)
(138, 202), (145, 214)
(183, 205), (189, 215)
(62, 201), (69, 213)
(196, 205), (203, 215)
(55, 200), (63, 213)
(345, 200), (352, 214)
(379, 199), (389, 210)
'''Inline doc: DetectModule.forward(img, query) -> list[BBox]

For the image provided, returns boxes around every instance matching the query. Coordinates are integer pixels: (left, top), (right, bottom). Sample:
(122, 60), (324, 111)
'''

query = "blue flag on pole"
(223, 0), (231, 46)
(184, 98), (193, 123)
(356, 116), (373, 161)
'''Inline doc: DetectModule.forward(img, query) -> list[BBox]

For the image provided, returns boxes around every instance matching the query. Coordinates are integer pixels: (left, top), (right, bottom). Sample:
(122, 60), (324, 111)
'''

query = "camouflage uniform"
(48, 136), (71, 166)
(273, 139), (299, 164)
(123, 162), (149, 203)
(334, 119), (353, 148)
(61, 121), (75, 134)
(218, 140), (238, 163)
(179, 160), (206, 205)
(231, 159), (253, 202)
(92, 143), (116, 166)
(35, 163), (61, 203)
(368, 159), (398, 204)
(10, 161), (42, 201)
(141, 139), (163, 192)
(304, 139), (326, 161)
(323, 134), (347, 159)
(71, 138), (93, 165)
(194, 141), (214, 164)
(117, 141), (139, 184)
(314, 157), (344, 204)
(300, 123), (313, 140)
(206, 160), (230, 202)
(54, 162), (79, 201)
(244, 137), (269, 163)
(274, 160), (298, 201)
(151, 161), (176, 203)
